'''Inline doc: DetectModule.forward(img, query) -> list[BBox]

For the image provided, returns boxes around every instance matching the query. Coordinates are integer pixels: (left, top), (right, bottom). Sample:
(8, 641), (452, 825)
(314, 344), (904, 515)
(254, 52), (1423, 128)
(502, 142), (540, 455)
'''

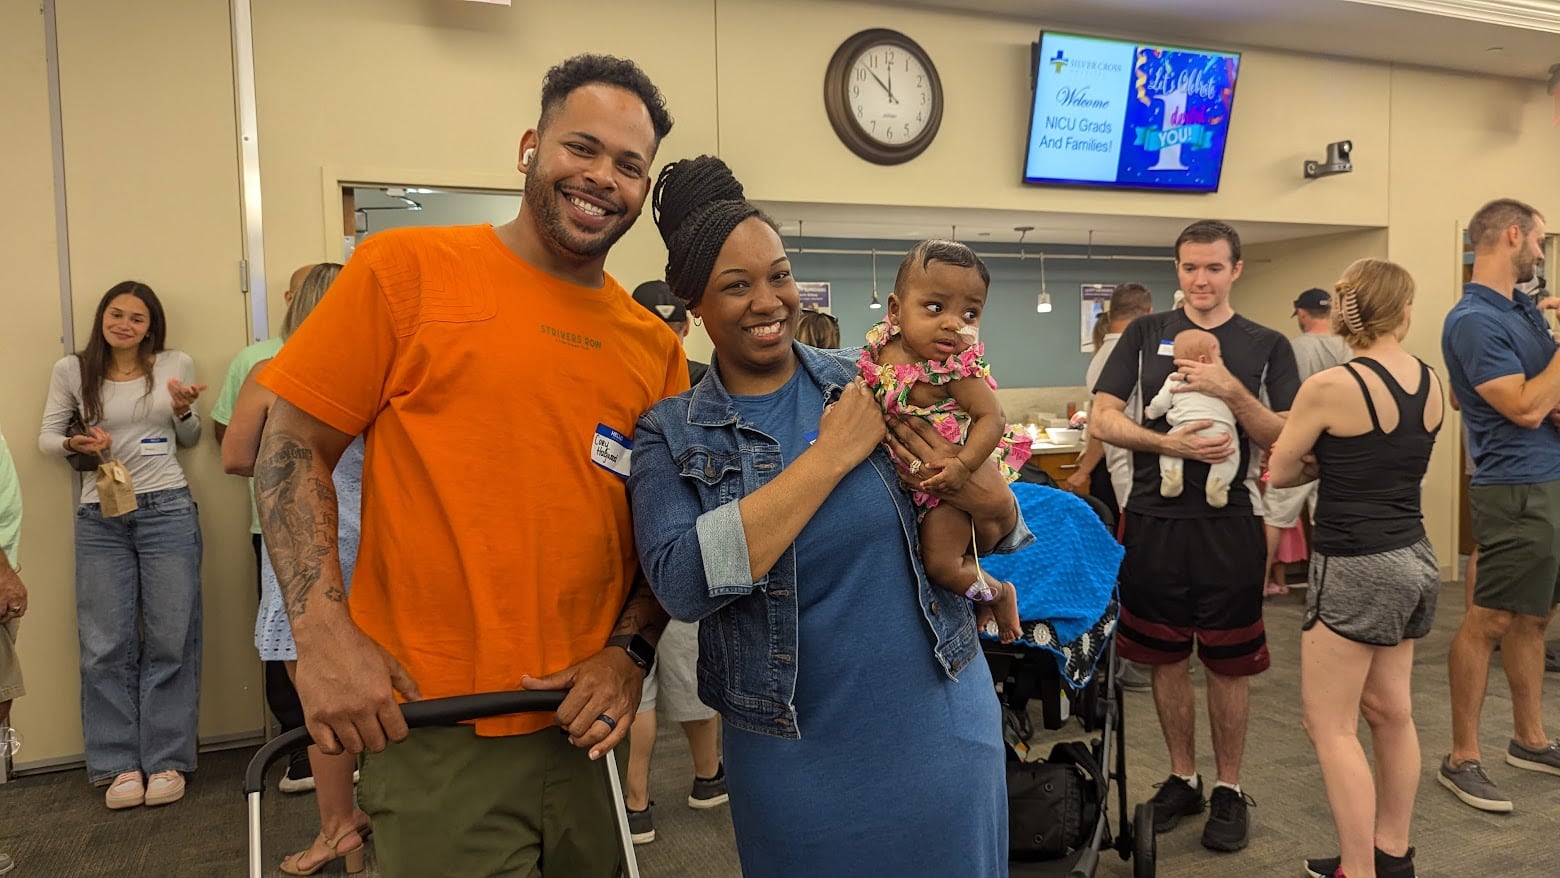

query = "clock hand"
(886, 65), (898, 104)
(867, 68), (892, 98)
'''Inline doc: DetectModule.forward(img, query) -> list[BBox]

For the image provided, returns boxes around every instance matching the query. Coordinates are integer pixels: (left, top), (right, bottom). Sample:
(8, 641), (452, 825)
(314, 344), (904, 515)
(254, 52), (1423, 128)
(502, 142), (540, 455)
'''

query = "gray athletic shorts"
(1303, 538), (1439, 646)
(638, 619), (714, 723)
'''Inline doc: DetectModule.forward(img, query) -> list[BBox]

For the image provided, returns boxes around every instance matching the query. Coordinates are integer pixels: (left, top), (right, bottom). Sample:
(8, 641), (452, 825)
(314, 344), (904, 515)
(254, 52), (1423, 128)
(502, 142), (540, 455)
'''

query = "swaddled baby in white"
(1143, 328), (1239, 508)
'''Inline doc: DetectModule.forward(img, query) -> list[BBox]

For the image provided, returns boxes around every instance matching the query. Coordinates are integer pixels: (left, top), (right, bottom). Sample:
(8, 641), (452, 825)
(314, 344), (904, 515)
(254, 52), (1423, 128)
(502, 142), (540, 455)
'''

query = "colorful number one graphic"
(1147, 89), (1189, 171)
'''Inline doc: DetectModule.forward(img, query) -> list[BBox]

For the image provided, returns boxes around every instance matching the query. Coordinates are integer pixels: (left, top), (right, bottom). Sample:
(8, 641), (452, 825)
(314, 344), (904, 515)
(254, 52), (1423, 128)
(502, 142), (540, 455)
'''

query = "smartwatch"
(607, 634), (656, 672)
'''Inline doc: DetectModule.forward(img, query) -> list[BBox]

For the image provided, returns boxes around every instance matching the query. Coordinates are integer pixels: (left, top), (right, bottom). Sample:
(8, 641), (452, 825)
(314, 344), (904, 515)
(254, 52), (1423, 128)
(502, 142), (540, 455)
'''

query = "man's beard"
(524, 172), (631, 260)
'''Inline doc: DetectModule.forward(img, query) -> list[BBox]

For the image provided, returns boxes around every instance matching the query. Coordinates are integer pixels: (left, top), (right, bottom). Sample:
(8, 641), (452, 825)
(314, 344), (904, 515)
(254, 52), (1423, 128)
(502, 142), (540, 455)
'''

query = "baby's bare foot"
(994, 581), (1022, 643)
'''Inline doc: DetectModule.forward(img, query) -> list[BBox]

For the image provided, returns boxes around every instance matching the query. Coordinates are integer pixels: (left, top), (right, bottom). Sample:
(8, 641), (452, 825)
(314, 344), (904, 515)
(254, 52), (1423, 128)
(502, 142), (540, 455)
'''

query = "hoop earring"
(692, 315), (702, 327)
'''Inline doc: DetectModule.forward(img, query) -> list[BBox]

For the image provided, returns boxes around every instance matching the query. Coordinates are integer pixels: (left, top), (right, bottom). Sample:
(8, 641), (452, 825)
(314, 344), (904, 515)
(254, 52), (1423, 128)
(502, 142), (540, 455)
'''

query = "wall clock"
(823, 29), (944, 165)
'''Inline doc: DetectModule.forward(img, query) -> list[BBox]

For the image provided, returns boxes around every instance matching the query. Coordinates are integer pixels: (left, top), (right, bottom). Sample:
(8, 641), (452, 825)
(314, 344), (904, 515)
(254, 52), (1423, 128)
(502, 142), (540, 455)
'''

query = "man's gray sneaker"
(1506, 738), (1560, 776)
(627, 802), (655, 844)
(0, 851), (14, 875)
(1438, 756), (1513, 812)
(689, 764), (729, 809)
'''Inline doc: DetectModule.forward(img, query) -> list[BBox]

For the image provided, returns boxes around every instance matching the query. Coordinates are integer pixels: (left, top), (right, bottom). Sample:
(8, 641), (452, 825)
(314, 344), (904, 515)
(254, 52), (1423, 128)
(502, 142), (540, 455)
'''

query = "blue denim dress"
(661, 365), (1008, 876)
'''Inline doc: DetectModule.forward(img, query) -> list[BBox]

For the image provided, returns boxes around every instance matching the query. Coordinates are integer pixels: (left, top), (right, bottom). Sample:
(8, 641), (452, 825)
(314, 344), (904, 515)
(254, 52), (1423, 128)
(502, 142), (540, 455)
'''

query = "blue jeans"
(74, 486), (203, 783)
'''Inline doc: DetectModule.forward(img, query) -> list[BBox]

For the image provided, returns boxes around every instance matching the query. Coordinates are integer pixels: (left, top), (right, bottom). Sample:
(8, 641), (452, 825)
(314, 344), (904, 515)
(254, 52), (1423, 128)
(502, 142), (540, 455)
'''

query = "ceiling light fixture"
(1037, 253), (1052, 313)
(869, 248), (882, 309)
(1016, 225), (1051, 314)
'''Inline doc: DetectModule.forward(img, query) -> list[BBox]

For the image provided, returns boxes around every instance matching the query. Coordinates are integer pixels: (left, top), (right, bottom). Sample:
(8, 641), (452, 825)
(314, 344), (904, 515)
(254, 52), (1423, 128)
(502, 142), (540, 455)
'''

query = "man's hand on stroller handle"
(522, 647), (646, 760)
(296, 624), (422, 756)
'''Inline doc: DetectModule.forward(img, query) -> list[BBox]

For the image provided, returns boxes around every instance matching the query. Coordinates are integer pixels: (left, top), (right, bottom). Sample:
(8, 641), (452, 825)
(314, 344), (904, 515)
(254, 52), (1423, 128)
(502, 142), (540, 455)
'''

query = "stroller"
(242, 692), (641, 878)
(980, 474), (1156, 878)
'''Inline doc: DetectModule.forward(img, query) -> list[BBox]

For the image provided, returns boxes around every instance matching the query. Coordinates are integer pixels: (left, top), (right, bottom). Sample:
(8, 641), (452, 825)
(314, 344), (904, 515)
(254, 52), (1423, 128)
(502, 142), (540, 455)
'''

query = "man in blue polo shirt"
(1440, 197), (1557, 814)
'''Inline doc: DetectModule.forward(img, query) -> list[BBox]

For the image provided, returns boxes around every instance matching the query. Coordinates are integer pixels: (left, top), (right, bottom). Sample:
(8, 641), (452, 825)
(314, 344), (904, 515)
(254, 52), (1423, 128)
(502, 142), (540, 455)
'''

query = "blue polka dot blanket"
(977, 482), (1124, 688)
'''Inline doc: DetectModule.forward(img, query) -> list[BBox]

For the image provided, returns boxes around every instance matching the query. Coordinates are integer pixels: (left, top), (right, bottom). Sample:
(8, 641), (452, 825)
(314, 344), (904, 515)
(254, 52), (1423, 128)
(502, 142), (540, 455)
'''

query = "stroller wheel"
(1132, 803), (1157, 877)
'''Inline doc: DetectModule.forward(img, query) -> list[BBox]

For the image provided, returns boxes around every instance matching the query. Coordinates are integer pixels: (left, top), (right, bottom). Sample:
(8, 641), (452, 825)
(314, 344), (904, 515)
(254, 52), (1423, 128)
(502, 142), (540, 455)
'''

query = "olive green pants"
(359, 725), (624, 877)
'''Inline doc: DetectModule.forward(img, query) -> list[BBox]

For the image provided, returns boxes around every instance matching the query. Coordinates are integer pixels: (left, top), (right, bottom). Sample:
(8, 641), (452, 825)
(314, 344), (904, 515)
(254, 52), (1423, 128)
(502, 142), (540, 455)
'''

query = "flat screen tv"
(1023, 32), (1241, 192)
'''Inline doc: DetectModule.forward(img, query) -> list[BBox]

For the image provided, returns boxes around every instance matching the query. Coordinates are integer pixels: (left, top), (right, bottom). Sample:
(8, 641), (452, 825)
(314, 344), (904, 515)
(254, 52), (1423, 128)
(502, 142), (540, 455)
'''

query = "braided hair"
(652, 155), (775, 307)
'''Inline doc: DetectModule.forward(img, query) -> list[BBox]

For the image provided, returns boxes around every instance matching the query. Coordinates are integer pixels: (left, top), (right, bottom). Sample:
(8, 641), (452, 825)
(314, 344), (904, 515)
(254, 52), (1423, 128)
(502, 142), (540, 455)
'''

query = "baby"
(857, 240), (1033, 642)
(1144, 328), (1239, 507)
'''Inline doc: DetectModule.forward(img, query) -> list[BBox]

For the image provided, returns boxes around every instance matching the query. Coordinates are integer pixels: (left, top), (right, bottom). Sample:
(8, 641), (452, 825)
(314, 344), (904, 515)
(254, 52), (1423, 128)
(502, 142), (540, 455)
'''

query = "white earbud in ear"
(522, 147), (536, 166)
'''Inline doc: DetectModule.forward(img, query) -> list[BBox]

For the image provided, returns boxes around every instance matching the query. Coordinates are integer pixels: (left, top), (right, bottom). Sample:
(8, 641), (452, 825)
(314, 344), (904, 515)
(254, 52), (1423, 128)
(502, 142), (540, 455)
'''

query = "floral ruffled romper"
(856, 321), (1033, 511)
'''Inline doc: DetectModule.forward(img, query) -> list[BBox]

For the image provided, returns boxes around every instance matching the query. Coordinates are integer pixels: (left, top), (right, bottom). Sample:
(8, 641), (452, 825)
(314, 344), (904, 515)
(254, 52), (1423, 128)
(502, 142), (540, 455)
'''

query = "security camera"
(1304, 140), (1353, 179)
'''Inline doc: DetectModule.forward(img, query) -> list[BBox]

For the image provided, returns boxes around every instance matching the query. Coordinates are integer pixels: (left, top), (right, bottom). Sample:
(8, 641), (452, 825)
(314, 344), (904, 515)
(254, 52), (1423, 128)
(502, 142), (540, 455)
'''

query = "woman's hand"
(815, 379), (886, 468)
(167, 378), (208, 417)
(886, 415), (1012, 521)
(66, 426), (112, 455)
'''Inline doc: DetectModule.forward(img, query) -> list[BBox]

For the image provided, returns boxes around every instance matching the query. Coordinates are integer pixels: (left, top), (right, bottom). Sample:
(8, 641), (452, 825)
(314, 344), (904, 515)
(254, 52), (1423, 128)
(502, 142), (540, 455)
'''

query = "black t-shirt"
(1093, 310), (1299, 518)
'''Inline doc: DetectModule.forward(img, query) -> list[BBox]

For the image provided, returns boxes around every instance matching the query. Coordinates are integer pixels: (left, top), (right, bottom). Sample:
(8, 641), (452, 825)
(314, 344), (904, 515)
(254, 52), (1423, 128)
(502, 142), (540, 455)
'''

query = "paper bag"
(96, 459), (138, 518)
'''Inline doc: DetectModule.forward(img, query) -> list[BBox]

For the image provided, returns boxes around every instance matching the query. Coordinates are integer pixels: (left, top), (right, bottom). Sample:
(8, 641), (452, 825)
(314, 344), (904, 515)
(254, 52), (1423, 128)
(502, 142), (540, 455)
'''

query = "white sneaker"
(144, 770), (185, 807)
(278, 751), (316, 794)
(104, 770), (144, 810)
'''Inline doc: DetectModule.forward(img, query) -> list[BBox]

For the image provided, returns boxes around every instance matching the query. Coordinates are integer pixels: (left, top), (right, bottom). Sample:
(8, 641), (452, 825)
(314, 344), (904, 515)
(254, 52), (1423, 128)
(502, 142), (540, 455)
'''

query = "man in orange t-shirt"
(254, 55), (684, 877)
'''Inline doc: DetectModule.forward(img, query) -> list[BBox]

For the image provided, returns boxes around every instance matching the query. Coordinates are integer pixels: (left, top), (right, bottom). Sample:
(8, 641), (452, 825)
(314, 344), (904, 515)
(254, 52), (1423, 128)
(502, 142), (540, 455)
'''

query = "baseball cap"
(1292, 288), (1331, 314)
(631, 280), (687, 324)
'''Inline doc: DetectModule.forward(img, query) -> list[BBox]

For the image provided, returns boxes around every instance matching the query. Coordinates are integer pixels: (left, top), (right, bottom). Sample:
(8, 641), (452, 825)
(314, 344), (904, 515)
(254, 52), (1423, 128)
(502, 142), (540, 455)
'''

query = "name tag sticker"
(1157, 340), (1175, 357)
(591, 424), (633, 478)
(140, 436), (170, 458)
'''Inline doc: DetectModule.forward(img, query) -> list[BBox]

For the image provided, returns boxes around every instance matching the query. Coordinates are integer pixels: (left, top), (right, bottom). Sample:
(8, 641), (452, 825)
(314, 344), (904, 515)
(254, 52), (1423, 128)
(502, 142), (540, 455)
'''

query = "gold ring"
(909, 459), (923, 475)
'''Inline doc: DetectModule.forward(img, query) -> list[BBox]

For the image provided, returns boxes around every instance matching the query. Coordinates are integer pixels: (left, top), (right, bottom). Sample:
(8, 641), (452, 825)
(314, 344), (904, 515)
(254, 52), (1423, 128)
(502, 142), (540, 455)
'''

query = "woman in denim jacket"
(629, 156), (1031, 877)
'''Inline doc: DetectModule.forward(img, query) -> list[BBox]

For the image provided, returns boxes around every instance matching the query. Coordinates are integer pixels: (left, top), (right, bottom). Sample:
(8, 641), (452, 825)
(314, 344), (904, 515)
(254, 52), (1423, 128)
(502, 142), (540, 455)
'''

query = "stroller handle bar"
(241, 690), (567, 796)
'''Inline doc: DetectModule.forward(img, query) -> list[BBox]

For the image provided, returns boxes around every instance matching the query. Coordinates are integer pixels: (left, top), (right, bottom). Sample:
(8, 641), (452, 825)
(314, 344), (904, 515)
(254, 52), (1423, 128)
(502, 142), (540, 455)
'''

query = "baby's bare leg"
(920, 504), (1022, 642)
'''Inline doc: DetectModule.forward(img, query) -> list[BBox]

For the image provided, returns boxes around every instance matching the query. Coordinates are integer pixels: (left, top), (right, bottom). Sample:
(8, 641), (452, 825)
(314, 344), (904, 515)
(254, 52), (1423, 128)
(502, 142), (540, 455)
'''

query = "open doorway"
(340, 185), (520, 260)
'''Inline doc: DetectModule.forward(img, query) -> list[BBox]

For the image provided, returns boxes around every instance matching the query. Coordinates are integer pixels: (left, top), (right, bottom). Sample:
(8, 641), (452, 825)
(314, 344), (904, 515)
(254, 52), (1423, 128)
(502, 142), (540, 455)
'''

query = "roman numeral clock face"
(825, 29), (943, 165)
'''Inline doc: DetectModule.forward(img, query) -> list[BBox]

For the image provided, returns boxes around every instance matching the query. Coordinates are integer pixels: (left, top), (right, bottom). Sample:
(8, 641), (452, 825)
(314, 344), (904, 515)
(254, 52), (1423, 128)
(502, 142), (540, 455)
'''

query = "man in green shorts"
(1440, 197), (1558, 813)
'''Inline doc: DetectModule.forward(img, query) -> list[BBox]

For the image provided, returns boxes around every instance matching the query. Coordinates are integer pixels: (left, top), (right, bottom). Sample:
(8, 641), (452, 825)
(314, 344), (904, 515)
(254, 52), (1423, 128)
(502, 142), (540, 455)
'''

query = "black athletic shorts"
(1115, 511), (1270, 676)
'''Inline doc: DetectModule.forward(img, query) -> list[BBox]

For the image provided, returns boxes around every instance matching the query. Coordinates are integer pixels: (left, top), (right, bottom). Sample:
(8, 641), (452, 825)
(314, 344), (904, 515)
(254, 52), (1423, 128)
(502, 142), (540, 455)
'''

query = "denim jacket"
(627, 343), (1034, 739)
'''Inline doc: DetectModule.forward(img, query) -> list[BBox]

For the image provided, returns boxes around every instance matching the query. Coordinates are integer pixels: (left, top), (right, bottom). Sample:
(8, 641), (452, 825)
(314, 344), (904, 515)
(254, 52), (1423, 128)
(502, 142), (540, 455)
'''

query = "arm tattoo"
(612, 571), (670, 646)
(256, 431), (343, 621)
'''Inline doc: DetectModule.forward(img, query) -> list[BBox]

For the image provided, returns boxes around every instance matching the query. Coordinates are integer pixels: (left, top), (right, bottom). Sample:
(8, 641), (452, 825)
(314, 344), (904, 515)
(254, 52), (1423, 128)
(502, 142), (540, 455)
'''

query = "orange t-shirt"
(258, 224), (689, 736)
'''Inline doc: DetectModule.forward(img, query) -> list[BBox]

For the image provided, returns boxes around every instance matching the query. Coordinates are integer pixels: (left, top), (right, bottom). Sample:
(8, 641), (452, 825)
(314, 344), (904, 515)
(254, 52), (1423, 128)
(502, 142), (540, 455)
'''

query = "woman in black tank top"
(1269, 259), (1443, 878)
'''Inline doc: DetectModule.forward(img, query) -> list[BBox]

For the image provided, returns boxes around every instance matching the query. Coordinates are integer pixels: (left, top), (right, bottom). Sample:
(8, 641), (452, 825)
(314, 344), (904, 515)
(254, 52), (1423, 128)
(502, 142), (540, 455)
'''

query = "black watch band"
(607, 634), (655, 672)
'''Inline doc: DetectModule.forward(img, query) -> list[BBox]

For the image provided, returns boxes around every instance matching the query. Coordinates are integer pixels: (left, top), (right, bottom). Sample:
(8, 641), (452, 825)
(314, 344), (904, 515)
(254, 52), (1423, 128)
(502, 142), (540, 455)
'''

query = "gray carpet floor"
(3, 580), (1558, 876)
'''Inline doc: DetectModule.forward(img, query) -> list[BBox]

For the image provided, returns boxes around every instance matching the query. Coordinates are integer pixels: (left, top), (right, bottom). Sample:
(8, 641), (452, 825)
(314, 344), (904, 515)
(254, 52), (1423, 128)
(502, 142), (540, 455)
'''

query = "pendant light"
(1037, 255), (1053, 314)
(1016, 225), (1052, 314)
(869, 248), (882, 309)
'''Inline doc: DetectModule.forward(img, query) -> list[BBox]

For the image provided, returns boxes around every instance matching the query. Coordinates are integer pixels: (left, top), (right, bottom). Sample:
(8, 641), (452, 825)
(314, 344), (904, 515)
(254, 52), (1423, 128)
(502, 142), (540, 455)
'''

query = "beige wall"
(714, 1), (1393, 229)
(9, 0), (262, 767)
(249, 0), (722, 336)
(9, 0), (1559, 765)
(2, 0), (73, 763)
(1241, 229), (1392, 333)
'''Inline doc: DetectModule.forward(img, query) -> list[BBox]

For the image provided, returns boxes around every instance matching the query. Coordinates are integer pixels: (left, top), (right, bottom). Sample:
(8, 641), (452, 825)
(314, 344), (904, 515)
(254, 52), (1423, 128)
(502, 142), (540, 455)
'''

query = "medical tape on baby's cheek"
(957, 324), (979, 345)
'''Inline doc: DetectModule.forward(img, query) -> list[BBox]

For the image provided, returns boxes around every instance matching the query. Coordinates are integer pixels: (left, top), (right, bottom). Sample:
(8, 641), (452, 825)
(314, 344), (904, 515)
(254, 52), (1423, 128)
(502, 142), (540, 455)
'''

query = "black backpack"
(1006, 740), (1104, 861)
